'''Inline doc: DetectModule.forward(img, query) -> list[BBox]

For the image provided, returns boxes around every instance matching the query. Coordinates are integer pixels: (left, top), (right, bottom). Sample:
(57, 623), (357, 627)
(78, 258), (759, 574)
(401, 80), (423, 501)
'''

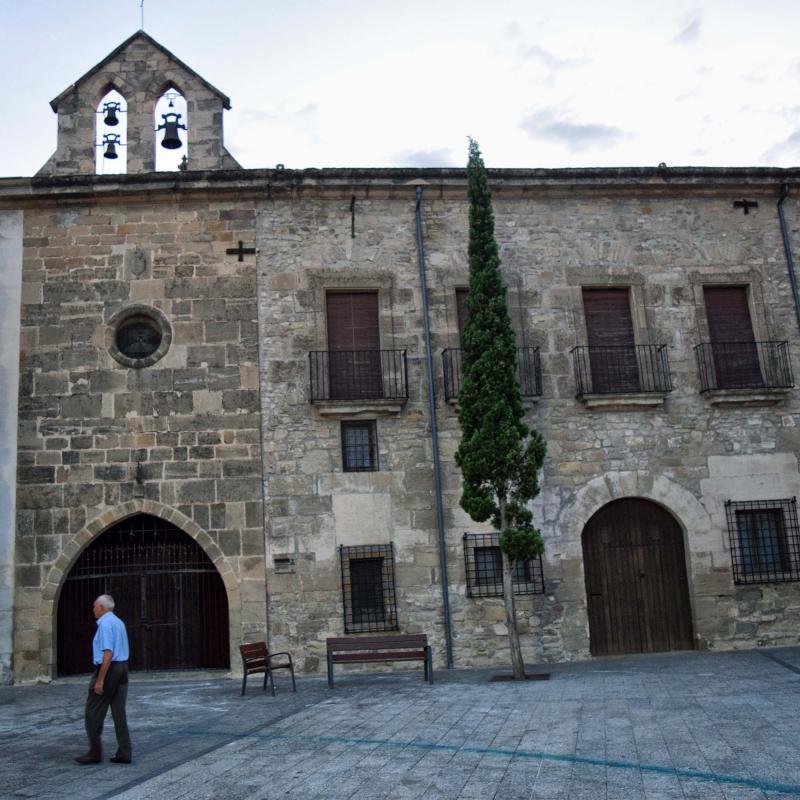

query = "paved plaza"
(1, 647), (800, 799)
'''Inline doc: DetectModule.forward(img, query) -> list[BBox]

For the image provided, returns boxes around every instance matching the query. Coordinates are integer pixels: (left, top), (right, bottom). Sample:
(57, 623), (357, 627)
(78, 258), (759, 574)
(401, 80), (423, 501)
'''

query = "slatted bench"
(326, 634), (433, 688)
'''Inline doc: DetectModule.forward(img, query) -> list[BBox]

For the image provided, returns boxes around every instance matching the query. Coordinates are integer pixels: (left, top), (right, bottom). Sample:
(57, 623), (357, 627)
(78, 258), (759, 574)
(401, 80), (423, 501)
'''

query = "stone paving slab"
(2, 648), (800, 799)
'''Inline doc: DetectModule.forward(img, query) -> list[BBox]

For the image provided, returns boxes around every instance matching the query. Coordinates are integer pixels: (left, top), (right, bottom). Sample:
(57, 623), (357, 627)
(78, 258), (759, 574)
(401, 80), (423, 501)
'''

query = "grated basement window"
(464, 533), (545, 597)
(340, 543), (398, 632)
(341, 421), (378, 472)
(725, 498), (800, 585)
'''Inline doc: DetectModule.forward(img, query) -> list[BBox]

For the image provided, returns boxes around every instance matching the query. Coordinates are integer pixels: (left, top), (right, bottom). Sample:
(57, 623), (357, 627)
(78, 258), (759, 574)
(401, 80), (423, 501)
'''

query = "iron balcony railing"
(309, 349), (408, 402)
(442, 347), (542, 401)
(695, 341), (793, 392)
(571, 344), (672, 397)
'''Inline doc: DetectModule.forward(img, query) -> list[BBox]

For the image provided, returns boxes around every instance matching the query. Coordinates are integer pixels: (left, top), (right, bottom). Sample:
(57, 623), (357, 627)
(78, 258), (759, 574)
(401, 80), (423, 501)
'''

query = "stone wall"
(14, 188), (265, 680)
(258, 181), (800, 670)
(0, 211), (23, 684)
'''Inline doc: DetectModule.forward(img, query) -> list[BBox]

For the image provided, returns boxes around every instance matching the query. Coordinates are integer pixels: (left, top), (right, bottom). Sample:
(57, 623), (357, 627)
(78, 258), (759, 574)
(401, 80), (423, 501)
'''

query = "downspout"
(777, 183), (800, 332)
(415, 185), (454, 669)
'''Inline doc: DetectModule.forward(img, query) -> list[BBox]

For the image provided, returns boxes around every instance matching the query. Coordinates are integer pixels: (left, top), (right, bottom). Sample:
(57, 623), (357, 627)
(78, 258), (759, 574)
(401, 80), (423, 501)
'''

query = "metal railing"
(695, 341), (793, 391)
(571, 344), (672, 396)
(442, 347), (542, 401)
(309, 349), (408, 402)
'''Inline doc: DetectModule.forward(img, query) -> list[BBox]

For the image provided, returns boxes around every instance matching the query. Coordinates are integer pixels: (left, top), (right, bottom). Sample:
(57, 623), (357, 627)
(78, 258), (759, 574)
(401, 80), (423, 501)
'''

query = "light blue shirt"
(92, 611), (130, 664)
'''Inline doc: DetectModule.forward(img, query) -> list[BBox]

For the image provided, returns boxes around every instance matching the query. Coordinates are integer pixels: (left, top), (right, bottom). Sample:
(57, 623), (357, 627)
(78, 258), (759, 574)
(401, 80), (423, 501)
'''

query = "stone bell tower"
(36, 30), (240, 175)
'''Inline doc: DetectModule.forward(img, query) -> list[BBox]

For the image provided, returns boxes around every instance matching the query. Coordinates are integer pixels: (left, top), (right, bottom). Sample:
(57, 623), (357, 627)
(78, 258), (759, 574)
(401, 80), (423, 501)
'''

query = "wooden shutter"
(326, 292), (381, 399)
(703, 287), (762, 388)
(582, 288), (639, 392)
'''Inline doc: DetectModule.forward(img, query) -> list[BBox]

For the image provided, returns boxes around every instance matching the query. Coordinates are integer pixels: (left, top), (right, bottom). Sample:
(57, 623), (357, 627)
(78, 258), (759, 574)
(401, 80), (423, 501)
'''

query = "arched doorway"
(582, 498), (694, 656)
(57, 514), (229, 675)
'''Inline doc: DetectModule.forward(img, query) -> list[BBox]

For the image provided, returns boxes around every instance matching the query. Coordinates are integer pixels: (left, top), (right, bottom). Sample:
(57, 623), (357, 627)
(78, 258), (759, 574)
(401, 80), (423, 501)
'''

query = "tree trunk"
(500, 501), (526, 679)
(502, 549), (525, 679)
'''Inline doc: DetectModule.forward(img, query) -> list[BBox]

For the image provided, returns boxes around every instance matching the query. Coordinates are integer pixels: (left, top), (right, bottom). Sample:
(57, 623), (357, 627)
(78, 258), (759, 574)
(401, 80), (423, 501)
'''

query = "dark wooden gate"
(582, 288), (640, 393)
(326, 291), (381, 399)
(704, 286), (763, 388)
(57, 514), (229, 675)
(582, 499), (694, 656)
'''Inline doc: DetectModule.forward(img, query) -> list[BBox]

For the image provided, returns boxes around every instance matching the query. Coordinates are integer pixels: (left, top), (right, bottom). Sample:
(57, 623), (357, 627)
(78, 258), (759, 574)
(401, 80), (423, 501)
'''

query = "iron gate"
(57, 514), (229, 675)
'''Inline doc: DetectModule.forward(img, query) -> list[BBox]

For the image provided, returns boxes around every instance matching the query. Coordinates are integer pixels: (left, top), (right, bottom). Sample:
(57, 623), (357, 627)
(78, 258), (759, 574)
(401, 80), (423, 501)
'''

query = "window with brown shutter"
(703, 286), (763, 389)
(326, 292), (381, 399)
(582, 288), (640, 393)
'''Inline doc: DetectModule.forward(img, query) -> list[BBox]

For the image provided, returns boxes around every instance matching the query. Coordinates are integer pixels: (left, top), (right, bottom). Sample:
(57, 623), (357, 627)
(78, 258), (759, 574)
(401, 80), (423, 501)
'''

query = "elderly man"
(74, 594), (132, 765)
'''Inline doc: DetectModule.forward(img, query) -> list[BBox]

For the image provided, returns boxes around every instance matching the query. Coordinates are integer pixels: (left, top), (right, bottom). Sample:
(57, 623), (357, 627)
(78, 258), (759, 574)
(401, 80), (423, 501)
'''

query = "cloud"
(519, 108), (631, 152)
(762, 129), (800, 163)
(239, 102), (319, 124)
(392, 148), (459, 168)
(517, 44), (585, 73)
(503, 20), (523, 39)
(673, 16), (702, 45)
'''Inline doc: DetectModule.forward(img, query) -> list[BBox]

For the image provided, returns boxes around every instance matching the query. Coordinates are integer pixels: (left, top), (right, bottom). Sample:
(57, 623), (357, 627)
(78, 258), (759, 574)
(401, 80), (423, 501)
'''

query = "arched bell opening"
(154, 85), (188, 172)
(95, 87), (127, 175)
(581, 497), (695, 657)
(56, 514), (230, 675)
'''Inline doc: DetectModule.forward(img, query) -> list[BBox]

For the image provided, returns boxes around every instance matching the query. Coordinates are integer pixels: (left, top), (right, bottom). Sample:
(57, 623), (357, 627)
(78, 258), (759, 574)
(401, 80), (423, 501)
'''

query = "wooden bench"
(326, 634), (433, 688)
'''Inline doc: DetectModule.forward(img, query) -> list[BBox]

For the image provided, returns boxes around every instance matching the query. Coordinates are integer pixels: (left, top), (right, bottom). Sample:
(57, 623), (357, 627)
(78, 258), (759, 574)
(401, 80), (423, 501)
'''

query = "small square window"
(340, 543), (398, 633)
(725, 498), (800, 585)
(341, 421), (378, 472)
(464, 533), (545, 597)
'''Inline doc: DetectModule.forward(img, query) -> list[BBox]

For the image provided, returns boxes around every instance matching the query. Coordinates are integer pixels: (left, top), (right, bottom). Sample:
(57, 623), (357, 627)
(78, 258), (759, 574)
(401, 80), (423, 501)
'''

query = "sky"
(1, 0), (799, 177)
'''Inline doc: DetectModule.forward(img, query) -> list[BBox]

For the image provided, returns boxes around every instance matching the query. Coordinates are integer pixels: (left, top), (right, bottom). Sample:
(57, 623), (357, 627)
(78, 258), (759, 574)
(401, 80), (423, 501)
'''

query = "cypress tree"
(455, 139), (547, 679)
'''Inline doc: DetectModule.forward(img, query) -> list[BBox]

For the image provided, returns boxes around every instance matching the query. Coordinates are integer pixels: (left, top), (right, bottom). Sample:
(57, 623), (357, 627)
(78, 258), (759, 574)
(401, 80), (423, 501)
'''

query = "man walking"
(74, 594), (133, 765)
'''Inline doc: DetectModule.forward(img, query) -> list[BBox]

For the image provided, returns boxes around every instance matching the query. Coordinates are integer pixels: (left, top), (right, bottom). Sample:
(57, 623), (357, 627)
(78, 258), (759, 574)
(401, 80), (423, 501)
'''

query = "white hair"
(95, 594), (115, 611)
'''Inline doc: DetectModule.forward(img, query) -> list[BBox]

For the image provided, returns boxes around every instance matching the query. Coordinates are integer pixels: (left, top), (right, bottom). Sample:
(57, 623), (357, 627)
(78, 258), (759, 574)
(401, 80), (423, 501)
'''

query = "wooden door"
(326, 291), (381, 399)
(703, 286), (763, 388)
(57, 515), (229, 675)
(582, 499), (694, 656)
(582, 288), (639, 392)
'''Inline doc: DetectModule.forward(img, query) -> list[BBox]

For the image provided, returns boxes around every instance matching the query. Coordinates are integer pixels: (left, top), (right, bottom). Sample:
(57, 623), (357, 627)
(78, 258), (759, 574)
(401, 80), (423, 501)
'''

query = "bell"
(103, 134), (120, 160)
(103, 102), (120, 126)
(157, 112), (186, 150)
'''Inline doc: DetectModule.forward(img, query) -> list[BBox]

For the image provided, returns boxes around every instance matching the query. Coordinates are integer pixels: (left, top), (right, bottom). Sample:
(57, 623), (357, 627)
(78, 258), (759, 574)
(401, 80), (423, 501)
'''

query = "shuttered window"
(703, 286), (763, 389)
(326, 292), (381, 399)
(456, 288), (470, 345)
(582, 288), (639, 392)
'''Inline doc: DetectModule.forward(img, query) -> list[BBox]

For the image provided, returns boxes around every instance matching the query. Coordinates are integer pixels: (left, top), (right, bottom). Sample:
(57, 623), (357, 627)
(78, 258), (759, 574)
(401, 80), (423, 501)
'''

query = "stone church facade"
(1, 32), (799, 683)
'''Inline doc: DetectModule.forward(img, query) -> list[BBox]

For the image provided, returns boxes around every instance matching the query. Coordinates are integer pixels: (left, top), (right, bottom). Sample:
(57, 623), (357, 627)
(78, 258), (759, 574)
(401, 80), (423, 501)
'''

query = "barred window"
(464, 533), (545, 597)
(341, 421), (378, 472)
(340, 543), (398, 632)
(725, 498), (800, 585)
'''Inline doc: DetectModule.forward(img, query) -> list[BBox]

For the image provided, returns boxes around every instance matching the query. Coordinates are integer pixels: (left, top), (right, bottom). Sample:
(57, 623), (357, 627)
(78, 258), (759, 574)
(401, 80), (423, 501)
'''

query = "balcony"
(309, 349), (408, 416)
(442, 347), (542, 403)
(571, 345), (672, 409)
(695, 341), (793, 405)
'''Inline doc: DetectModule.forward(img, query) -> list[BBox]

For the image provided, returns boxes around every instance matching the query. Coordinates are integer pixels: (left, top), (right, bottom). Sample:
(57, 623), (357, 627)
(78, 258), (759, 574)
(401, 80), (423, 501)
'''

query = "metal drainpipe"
(778, 183), (800, 332)
(415, 185), (454, 669)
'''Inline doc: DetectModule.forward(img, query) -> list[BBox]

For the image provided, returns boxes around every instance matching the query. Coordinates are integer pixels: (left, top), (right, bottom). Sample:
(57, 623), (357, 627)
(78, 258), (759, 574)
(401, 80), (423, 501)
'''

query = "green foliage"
(455, 138), (547, 562)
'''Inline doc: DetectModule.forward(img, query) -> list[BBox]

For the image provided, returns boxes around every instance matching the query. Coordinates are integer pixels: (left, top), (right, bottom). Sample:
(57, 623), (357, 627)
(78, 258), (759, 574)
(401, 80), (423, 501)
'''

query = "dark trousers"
(84, 661), (132, 760)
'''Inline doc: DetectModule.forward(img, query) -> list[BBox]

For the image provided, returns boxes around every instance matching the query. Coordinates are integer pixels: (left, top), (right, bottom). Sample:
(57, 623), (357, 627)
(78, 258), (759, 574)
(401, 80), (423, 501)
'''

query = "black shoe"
(74, 753), (101, 764)
(109, 755), (131, 764)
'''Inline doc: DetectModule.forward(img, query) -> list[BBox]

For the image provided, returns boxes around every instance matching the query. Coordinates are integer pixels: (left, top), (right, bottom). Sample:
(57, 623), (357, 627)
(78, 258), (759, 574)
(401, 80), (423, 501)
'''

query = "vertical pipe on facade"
(778, 183), (800, 332)
(414, 185), (454, 669)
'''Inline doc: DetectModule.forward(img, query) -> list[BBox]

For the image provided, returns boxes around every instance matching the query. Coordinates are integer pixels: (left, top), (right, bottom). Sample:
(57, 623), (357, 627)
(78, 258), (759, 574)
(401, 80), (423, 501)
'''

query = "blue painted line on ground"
(180, 728), (800, 796)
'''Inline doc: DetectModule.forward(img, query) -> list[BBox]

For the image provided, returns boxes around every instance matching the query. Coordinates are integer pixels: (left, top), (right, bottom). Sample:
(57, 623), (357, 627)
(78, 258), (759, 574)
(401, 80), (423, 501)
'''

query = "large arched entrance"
(582, 498), (694, 656)
(57, 514), (229, 675)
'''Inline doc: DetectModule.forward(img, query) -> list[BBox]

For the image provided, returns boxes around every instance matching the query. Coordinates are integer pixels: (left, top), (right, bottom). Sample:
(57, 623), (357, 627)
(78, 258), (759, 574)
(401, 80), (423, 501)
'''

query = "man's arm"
(94, 650), (113, 695)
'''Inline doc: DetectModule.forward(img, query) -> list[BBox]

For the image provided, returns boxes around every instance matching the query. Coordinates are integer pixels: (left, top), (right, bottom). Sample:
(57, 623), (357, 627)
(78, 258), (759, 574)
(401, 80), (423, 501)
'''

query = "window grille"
(464, 533), (545, 597)
(725, 498), (800, 585)
(340, 543), (398, 632)
(341, 421), (378, 472)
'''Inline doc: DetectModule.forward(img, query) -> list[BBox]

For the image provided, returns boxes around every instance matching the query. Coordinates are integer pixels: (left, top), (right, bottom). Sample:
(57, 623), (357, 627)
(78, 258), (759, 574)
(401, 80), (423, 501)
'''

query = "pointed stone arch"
(39, 499), (241, 678)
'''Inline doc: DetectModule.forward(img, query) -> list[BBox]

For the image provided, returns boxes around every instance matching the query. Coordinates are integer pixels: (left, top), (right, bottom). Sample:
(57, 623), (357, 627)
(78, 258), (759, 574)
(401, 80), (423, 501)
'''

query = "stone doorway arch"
(40, 499), (241, 678)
